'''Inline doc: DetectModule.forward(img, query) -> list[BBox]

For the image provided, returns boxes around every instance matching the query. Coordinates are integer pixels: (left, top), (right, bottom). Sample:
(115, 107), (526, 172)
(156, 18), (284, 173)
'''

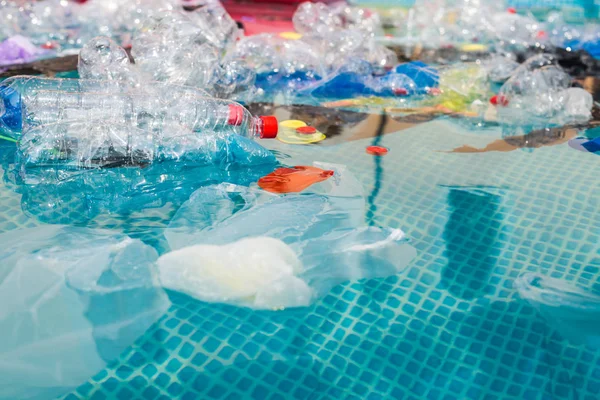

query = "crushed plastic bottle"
(0, 0), (179, 55)
(77, 36), (139, 86)
(291, 2), (396, 73)
(496, 54), (592, 125)
(185, 0), (242, 52)
(160, 164), (416, 309)
(17, 113), (276, 172)
(0, 76), (278, 141)
(292, 2), (344, 37)
(77, 10), (253, 100)
(0, 225), (170, 400)
(483, 54), (521, 83)
(131, 11), (220, 87)
(226, 33), (325, 95)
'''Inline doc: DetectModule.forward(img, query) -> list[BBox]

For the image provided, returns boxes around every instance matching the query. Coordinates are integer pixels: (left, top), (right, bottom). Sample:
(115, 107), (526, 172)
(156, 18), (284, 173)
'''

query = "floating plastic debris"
(366, 145), (389, 156)
(569, 136), (600, 153)
(165, 163), (369, 250)
(497, 54), (593, 126)
(158, 236), (314, 309)
(160, 166), (416, 309)
(0, 35), (49, 67)
(0, 0), (179, 55)
(425, 63), (491, 113)
(257, 166), (335, 194)
(277, 120), (326, 144)
(484, 55), (520, 83)
(0, 225), (170, 400)
(515, 273), (600, 349)
(76, 8), (254, 100)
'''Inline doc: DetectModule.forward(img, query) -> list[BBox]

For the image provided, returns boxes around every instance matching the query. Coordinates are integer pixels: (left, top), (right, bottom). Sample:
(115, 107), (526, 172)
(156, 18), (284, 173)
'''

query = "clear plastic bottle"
(0, 76), (277, 140)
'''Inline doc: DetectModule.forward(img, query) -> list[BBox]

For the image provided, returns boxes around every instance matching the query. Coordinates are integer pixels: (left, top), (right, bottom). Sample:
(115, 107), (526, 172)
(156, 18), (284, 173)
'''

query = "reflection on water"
(448, 126), (583, 153)
(442, 187), (502, 299)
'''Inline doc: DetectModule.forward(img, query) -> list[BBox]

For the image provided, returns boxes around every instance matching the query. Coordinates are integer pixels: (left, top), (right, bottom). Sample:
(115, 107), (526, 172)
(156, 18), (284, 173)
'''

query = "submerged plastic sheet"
(165, 162), (365, 249)
(0, 225), (170, 400)
(11, 143), (276, 228)
(515, 273), (600, 349)
(161, 164), (417, 309)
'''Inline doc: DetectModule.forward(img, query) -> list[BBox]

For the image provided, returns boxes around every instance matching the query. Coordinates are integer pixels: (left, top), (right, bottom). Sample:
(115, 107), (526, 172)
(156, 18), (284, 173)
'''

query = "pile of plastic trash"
(1, 0), (598, 117)
(0, 0), (179, 63)
(1, 1), (600, 399)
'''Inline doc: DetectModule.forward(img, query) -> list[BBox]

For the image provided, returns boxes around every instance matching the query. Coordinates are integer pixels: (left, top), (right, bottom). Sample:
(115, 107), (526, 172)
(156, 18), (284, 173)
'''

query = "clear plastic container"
(0, 76), (277, 140)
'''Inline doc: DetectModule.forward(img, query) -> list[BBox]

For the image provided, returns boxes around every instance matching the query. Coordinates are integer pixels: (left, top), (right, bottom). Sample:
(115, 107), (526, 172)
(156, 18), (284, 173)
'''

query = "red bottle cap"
(259, 116), (278, 139)
(366, 146), (389, 156)
(490, 95), (509, 106)
(296, 126), (317, 134)
(393, 88), (409, 96)
(228, 104), (244, 126)
(507, 7), (516, 14)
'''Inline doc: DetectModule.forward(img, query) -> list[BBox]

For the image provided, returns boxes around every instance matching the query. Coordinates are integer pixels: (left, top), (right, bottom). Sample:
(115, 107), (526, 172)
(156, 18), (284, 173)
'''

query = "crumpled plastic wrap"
(0, 35), (50, 67)
(496, 54), (593, 125)
(483, 54), (521, 83)
(160, 163), (417, 309)
(0, 225), (170, 400)
(10, 161), (275, 233)
(424, 62), (492, 113)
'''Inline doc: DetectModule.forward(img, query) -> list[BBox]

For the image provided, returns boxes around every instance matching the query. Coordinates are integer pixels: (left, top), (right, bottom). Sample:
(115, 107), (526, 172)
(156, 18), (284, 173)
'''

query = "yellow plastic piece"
(277, 120), (326, 144)
(280, 120), (307, 128)
(460, 43), (488, 53)
(279, 32), (303, 40)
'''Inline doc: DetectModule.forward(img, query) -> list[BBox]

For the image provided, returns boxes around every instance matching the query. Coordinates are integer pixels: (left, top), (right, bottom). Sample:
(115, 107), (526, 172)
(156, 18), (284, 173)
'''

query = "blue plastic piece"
(581, 136), (600, 152)
(0, 85), (23, 132)
(255, 71), (322, 92)
(394, 61), (439, 93)
(309, 72), (375, 99)
(565, 38), (600, 59)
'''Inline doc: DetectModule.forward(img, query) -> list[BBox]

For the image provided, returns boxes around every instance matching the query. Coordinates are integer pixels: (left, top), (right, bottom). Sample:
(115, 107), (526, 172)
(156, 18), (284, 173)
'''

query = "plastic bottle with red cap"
(0, 76), (278, 141)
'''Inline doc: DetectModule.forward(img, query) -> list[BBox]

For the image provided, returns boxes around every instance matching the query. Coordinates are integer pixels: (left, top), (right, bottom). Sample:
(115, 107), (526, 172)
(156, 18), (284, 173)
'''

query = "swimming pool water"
(1, 117), (599, 399)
